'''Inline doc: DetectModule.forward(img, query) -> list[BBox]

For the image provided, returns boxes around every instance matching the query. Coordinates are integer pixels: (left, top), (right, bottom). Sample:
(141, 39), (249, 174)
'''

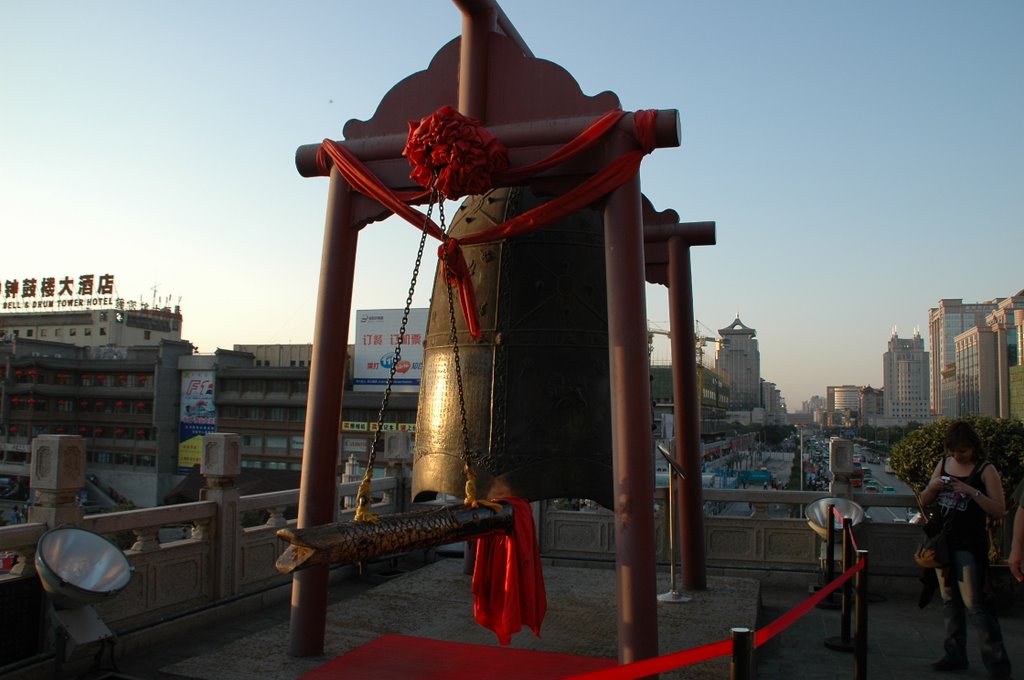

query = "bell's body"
(413, 187), (613, 508)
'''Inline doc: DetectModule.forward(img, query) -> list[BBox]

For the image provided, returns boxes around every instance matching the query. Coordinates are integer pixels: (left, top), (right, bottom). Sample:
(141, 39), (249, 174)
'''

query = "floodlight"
(804, 497), (864, 539)
(35, 527), (133, 665)
(36, 527), (132, 609)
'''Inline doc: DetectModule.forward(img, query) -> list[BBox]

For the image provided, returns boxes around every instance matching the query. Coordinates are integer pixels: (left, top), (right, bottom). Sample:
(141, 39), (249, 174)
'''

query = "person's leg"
(935, 555), (969, 669)
(958, 552), (1011, 677)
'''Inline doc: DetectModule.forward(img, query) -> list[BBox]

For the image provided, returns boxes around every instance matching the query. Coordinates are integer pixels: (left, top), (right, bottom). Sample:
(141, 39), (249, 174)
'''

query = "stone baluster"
(191, 519), (209, 542)
(130, 527), (161, 553)
(200, 433), (241, 599)
(9, 550), (33, 577)
(265, 506), (288, 528)
(750, 502), (771, 519)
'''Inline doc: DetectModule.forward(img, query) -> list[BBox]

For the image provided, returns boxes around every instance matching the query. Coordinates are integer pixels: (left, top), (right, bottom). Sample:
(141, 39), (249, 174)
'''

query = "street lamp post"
(799, 427), (805, 491)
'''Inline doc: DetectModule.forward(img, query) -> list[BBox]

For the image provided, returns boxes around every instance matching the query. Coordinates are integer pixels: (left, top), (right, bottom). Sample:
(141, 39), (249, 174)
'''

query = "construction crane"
(647, 324), (720, 365)
(694, 320), (721, 367)
(694, 321), (725, 434)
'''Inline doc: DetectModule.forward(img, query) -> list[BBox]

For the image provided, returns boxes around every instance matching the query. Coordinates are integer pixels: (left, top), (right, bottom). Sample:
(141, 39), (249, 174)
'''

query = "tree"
(889, 416), (1024, 503)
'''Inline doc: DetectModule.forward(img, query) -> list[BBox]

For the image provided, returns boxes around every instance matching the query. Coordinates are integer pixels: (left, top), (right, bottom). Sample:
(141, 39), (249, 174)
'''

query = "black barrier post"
(730, 627), (753, 680)
(816, 503), (840, 610)
(854, 549), (869, 680)
(824, 503), (836, 585)
(841, 518), (853, 641)
(824, 517), (855, 652)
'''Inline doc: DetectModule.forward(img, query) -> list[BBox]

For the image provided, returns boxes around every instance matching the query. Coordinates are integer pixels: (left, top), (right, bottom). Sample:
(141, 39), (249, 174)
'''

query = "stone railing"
(539, 488), (929, 582)
(0, 434), (957, 671)
(0, 433), (402, 662)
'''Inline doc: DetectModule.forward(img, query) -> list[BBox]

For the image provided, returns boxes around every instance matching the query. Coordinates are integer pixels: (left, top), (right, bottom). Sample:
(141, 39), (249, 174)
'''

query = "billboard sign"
(353, 308), (427, 393)
(178, 370), (217, 472)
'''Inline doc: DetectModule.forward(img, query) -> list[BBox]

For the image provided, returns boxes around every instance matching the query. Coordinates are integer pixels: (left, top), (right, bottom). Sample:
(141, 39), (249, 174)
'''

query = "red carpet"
(301, 634), (617, 679)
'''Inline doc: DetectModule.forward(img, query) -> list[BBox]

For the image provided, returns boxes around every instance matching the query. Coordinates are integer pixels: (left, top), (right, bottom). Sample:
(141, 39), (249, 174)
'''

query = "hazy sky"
(2, 1), (1022, 408)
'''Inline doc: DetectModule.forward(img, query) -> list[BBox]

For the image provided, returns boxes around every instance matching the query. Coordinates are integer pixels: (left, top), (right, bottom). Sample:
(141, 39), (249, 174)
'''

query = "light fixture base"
(53, 605), (115, 658)
(657, 590), (693, 603)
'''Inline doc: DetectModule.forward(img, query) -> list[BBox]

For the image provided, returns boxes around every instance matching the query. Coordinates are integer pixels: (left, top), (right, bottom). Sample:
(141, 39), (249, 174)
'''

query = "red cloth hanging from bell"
(471, 497), (546, 645)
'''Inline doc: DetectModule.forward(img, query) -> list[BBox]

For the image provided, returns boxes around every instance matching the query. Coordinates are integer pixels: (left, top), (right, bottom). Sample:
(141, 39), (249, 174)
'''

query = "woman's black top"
(937, 458), (990, 556)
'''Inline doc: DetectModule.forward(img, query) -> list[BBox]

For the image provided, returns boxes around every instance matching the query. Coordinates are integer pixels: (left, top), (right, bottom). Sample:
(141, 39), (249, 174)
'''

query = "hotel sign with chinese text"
(2, 273), (117, 311)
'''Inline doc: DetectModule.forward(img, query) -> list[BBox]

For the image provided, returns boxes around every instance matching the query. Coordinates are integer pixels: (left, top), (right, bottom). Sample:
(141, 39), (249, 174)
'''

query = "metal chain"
(365, 191), (437, 472)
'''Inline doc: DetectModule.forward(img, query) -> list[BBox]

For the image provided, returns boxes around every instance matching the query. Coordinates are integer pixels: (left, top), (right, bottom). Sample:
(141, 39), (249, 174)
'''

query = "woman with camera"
(918, 420), (1011, 678)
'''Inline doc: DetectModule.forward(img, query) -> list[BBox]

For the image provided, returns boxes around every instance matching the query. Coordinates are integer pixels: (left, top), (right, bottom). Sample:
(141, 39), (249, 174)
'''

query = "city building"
(1, 271), (184, 347)
(1, 304), (184, 348)
(951, 292), (1024, 418)
(882, 329), (930, 423)
(954, 325), (1000, 417)
(825, 385), (860, 429)
(984, 293), (1024, 419)
(928, 290), (1024, 419)
(1, 291), (423, 508)
(798, 395), (826, 426)
(650, 362), (730, 443)
(1, 335), (194, 507)
(0, 334), (419, 508)
(859, 385), (884, 425)
(787, 411), (815, 427)
(216, 358), (416, 476)
(234, 343), (314, 368)
(760, 380), (786, 425)
(715, 316), (760, 411)
(928, 297), (1004, 417)
(1011, 327), (1024, 421)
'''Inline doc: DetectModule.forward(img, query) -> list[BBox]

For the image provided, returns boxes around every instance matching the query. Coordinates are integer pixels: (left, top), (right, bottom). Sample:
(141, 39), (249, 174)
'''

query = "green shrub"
(889, 416), (1024, 502)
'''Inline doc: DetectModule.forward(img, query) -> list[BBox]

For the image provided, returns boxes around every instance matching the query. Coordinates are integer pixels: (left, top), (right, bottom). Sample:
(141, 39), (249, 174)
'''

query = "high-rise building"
(954, 325), (999, 417)
(715, 316), (760, 411)
(928, 298), (1003, 417)
(826, 385), (860, 428)
(882, 329), (930, 422)
(953, 292), (1024, 418)
(984, 293), (1024, 419)
(760, 380), (785, 424)
(802, 395), (825, 414)
(1010, 310), (1024, 420)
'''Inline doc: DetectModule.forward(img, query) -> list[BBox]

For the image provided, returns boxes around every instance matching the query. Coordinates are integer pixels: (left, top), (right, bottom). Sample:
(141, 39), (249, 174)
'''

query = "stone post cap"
(31, 435), (86, 491)
(201, 433), (241, 478)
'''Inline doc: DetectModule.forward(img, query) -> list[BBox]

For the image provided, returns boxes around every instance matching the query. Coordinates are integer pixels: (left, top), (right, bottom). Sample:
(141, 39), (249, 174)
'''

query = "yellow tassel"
(353, 475), (379, 523)
(463, 465), (503, 512)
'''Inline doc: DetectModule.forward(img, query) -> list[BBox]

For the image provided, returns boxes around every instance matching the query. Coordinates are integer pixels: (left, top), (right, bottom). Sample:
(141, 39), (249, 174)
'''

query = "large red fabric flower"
(403, 105), (509, 199)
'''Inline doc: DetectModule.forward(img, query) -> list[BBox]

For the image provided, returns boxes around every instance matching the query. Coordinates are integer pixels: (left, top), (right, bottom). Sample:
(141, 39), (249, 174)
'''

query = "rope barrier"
(562, 558), (867, 679)
(755, 560), (863, 648)
(560, 639), (733, 680)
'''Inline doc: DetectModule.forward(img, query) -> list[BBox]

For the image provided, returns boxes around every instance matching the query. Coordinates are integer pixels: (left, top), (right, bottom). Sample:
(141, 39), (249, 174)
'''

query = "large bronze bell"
(413, 186), (613, 509)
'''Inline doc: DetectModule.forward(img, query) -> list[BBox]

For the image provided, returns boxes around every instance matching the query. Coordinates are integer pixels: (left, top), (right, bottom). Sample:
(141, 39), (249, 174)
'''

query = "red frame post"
(604, 151), (659, 664)
(289, 168), (359, 656)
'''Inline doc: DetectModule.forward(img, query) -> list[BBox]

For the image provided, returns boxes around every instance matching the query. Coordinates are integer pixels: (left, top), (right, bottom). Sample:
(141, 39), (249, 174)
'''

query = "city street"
(709, 447), (920, 523)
